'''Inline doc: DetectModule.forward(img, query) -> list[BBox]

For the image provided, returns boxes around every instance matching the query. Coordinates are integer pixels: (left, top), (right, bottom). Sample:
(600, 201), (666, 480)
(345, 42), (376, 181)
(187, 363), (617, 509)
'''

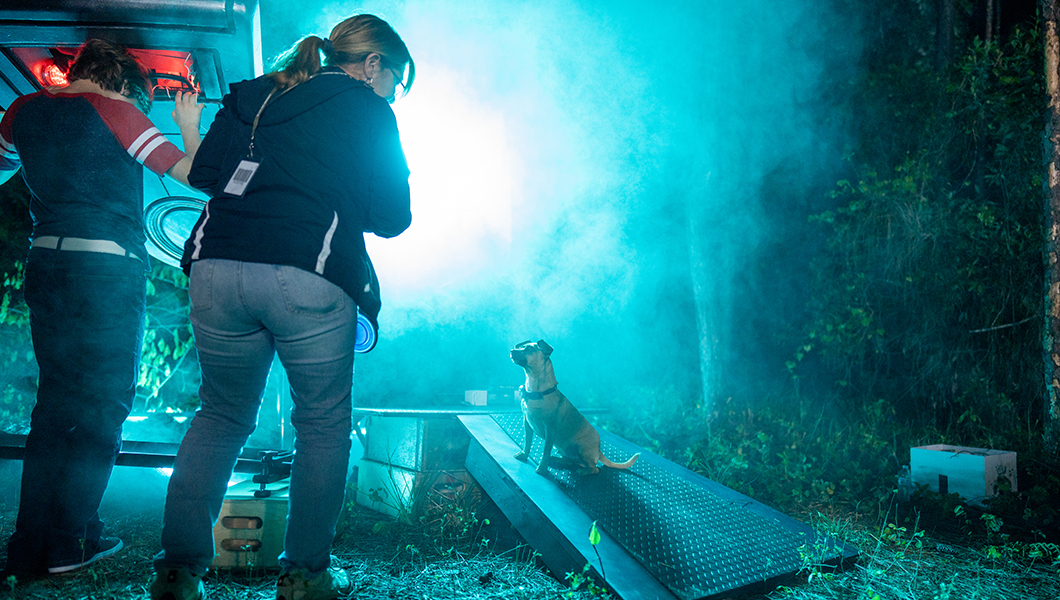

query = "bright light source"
(368, 66), (515, 297)
(41, 63), (68, 87)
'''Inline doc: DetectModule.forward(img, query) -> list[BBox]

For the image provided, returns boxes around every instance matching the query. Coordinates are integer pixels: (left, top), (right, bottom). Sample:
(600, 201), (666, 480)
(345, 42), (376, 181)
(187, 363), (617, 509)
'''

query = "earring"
(366, 77), (373, 85)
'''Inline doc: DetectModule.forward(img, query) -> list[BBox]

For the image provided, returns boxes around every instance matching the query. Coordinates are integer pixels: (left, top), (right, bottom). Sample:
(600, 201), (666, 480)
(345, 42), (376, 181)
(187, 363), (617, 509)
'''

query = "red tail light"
(40, 62), (68, 86)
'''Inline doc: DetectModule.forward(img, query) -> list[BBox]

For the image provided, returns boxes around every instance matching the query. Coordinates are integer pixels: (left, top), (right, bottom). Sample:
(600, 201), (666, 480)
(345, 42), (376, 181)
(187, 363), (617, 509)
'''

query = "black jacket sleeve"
(362, 102), (412, 238)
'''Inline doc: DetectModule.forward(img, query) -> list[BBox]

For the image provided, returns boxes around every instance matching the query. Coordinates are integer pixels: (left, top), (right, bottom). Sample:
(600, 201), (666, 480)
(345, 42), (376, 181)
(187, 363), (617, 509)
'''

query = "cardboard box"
(211, 478), (289, 569)
(910, 444), (1017, 505)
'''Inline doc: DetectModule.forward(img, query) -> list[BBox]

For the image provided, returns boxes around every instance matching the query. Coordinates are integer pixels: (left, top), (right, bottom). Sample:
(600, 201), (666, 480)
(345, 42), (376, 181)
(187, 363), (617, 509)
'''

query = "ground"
(1, 464), (1059, 599)
(0, 463), (597, 600)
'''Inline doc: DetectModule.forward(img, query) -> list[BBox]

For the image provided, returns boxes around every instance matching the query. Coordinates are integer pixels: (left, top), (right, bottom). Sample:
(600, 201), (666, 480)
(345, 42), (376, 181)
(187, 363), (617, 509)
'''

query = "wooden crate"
(211, 478), (289, 569)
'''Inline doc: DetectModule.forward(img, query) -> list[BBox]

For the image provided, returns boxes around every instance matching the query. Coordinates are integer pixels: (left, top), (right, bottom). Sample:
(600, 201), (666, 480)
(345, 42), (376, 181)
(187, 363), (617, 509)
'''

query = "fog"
(250, 0), (863, 410)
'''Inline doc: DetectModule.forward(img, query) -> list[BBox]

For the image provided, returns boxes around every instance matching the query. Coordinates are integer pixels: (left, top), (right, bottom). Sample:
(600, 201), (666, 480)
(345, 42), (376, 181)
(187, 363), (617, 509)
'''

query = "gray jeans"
(156, 259), (356, 575)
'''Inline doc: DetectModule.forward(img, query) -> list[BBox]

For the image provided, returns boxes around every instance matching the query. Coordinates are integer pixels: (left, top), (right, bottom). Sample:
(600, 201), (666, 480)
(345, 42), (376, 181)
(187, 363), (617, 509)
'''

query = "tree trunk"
(686, 175), (721, 414)
(986, 0), (995, 43)
(936, 0), (956, 71)
(1042, 0), (1060, 454)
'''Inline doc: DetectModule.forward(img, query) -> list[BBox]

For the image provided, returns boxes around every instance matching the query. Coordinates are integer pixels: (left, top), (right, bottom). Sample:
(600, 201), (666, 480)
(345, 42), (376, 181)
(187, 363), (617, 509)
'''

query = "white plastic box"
(354, 414), (481, 521)
(909, 444), (1017, 506)
(211, 478), (289, 569)
(465, 390), (488, 406)
(355, 458), (478, 520)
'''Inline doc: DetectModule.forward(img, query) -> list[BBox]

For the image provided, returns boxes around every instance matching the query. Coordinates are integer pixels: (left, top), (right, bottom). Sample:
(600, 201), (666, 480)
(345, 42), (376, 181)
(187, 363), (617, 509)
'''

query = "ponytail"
(267, 35), (328, 89)
(268, 15), (415, 95)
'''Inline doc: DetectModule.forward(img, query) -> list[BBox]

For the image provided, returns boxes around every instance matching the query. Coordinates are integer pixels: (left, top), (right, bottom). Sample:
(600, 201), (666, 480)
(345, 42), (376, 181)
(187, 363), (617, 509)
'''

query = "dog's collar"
(519, 384), (557, 400)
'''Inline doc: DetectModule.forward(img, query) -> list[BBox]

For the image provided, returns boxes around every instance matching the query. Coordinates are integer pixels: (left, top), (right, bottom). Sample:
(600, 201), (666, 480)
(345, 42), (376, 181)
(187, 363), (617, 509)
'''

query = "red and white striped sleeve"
(88, 95), (185, 176)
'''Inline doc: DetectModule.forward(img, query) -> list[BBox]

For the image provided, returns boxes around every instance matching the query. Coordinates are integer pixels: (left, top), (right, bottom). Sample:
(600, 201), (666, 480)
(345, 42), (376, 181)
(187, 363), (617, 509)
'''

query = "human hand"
(172, 91), (204, 131)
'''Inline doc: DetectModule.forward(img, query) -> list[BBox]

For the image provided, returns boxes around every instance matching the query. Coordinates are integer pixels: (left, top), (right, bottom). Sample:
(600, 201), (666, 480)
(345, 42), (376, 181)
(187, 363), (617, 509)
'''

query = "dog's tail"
(601, 452), (640, 470)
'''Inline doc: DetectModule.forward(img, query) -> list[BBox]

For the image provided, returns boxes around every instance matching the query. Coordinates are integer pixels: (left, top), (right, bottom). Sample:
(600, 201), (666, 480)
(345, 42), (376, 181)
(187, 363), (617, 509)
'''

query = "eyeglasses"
(389, 67), (406, 99)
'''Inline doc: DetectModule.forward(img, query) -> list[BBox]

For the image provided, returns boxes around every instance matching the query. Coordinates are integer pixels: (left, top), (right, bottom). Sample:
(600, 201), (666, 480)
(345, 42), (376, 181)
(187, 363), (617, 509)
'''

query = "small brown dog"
(510, 340), (639, 475)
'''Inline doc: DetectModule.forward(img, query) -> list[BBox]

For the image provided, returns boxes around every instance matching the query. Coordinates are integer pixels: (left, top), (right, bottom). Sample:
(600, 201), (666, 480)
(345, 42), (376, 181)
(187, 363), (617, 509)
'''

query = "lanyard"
(247, 71), (352, 158)
(248, 86), (291, 158)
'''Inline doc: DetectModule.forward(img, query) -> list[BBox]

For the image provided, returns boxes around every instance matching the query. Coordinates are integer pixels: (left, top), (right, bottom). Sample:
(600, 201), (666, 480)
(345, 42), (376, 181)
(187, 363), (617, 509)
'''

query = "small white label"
(223, 159), (260, 196)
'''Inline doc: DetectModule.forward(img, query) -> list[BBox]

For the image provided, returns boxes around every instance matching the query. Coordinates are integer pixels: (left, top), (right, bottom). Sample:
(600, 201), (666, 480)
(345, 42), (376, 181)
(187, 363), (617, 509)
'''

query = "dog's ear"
(537, 340), (554, 357)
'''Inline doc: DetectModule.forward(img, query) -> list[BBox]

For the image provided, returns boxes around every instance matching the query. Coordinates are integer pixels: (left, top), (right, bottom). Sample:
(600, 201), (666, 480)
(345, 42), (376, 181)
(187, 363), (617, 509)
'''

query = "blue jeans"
(156, 260), (356, 575)
(6, 248), (145, 574)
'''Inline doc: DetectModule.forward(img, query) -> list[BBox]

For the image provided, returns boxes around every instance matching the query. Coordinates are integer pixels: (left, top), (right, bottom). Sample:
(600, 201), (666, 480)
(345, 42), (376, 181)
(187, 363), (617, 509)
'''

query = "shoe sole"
(47, 539), (124, 574)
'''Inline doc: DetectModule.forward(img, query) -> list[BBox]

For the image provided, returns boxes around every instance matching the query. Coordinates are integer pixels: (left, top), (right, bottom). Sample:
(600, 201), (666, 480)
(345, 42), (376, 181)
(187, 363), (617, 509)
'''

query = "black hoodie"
(182, 66), (411, 327)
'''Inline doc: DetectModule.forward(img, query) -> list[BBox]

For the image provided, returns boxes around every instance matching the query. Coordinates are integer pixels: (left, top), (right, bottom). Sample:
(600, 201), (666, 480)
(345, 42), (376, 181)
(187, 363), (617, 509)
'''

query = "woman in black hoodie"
(151, 14), (414, 600)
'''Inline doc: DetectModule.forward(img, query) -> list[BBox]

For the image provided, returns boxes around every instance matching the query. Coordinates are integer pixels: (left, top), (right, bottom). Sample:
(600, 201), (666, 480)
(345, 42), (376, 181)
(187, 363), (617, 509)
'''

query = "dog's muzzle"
(510, 340), (535, 366)
(510, 349), (529, 366)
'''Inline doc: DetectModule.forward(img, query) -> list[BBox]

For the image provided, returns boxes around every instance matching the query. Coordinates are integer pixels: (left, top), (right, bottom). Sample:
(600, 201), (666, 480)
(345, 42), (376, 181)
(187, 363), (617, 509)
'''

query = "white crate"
(211, 478), (289, 569)
(465, 390), (488, 406)
(910, 444), (1017, 505)
(354, 458), (479, 521)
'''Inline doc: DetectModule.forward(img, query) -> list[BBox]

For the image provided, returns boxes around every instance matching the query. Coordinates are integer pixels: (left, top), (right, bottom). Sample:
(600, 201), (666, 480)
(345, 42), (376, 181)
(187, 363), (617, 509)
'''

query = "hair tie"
(321, 37), (334, 56)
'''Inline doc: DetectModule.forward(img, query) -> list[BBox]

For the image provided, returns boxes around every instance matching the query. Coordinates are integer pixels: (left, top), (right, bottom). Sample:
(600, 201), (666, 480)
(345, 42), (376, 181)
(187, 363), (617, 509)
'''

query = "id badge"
(223, 158), (261, 197)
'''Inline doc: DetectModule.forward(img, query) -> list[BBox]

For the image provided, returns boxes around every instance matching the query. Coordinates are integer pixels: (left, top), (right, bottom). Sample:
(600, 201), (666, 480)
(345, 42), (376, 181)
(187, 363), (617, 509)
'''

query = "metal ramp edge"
(459, 413), (858, 600)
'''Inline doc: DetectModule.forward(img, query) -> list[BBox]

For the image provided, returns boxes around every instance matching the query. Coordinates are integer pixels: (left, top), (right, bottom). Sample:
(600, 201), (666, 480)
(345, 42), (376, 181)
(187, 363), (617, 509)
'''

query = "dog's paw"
(514, 451), (529, 461)
(535, 464), (550, 474)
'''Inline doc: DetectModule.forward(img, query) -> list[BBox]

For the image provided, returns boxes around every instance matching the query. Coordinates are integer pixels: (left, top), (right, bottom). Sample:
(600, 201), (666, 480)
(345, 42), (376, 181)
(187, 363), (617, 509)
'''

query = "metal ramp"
(460, 413), (858, 600)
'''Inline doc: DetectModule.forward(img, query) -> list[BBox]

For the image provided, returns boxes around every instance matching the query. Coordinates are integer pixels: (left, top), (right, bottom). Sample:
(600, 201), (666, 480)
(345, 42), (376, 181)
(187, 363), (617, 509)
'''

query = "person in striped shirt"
(0, 38), (202, 578)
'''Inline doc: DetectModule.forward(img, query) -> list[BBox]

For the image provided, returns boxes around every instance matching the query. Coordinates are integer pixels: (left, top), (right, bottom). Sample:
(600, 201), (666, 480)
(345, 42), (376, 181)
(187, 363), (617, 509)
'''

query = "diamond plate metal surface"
(491, 413), (827, 600)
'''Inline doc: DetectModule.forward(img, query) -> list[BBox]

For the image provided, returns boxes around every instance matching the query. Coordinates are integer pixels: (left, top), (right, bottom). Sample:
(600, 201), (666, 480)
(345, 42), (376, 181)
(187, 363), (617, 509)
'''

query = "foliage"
(562, 520), (610, 598)
(0, 174), (200, 431)
(791, 25), (1046, 435)
(600, 387), (898, 516)
(600, 378), (1060, 550)
(137, 262), (198, 413)
(0, 177), (33, 433)
(0, 260), (32, 433)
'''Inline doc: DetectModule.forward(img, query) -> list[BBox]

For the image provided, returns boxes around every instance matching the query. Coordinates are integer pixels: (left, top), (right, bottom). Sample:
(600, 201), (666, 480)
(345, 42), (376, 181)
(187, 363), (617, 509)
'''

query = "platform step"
(460, 413), (857, 600)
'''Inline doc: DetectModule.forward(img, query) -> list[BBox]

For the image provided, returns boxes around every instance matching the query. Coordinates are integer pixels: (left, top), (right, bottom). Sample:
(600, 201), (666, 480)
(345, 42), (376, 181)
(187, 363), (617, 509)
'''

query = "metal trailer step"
(460, 413), (858, 600)
(0, 431), (285, 474)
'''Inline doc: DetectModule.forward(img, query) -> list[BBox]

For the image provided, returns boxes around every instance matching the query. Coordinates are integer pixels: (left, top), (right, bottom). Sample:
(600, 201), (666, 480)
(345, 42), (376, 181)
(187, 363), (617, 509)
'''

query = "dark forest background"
(603, 0), (1060, 541)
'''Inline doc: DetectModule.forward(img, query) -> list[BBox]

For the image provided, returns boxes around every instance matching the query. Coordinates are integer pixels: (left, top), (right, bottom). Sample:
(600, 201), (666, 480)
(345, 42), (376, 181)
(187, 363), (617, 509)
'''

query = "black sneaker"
(47, 536), (123, 574)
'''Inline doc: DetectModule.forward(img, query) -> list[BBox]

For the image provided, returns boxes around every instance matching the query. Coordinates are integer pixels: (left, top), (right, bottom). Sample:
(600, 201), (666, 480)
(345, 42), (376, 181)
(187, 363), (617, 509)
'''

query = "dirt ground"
(0, 462), (592, 599)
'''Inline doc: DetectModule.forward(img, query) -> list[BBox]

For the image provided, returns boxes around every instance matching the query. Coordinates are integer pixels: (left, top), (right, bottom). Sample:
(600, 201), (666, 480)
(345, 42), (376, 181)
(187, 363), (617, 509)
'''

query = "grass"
(772, 503), (1060, 600)
(2, 488), (1059, 600)
(0, 500), (602, 600)
(1, 395), (1059, 600)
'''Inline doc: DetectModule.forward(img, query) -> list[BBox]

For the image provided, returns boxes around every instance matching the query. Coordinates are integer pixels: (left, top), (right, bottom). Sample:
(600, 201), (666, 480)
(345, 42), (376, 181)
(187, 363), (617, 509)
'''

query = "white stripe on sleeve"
(315, 212), (340, 274)
(189, 202), (210, 261)
(134, 136), (167, 164)
(126, 127), (162, 159)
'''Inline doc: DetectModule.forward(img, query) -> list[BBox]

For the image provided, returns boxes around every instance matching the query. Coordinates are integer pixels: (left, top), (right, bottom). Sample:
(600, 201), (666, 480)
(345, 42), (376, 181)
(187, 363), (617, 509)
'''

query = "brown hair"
(67, 39), (152, 114)
(268, 14), (415, 94)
